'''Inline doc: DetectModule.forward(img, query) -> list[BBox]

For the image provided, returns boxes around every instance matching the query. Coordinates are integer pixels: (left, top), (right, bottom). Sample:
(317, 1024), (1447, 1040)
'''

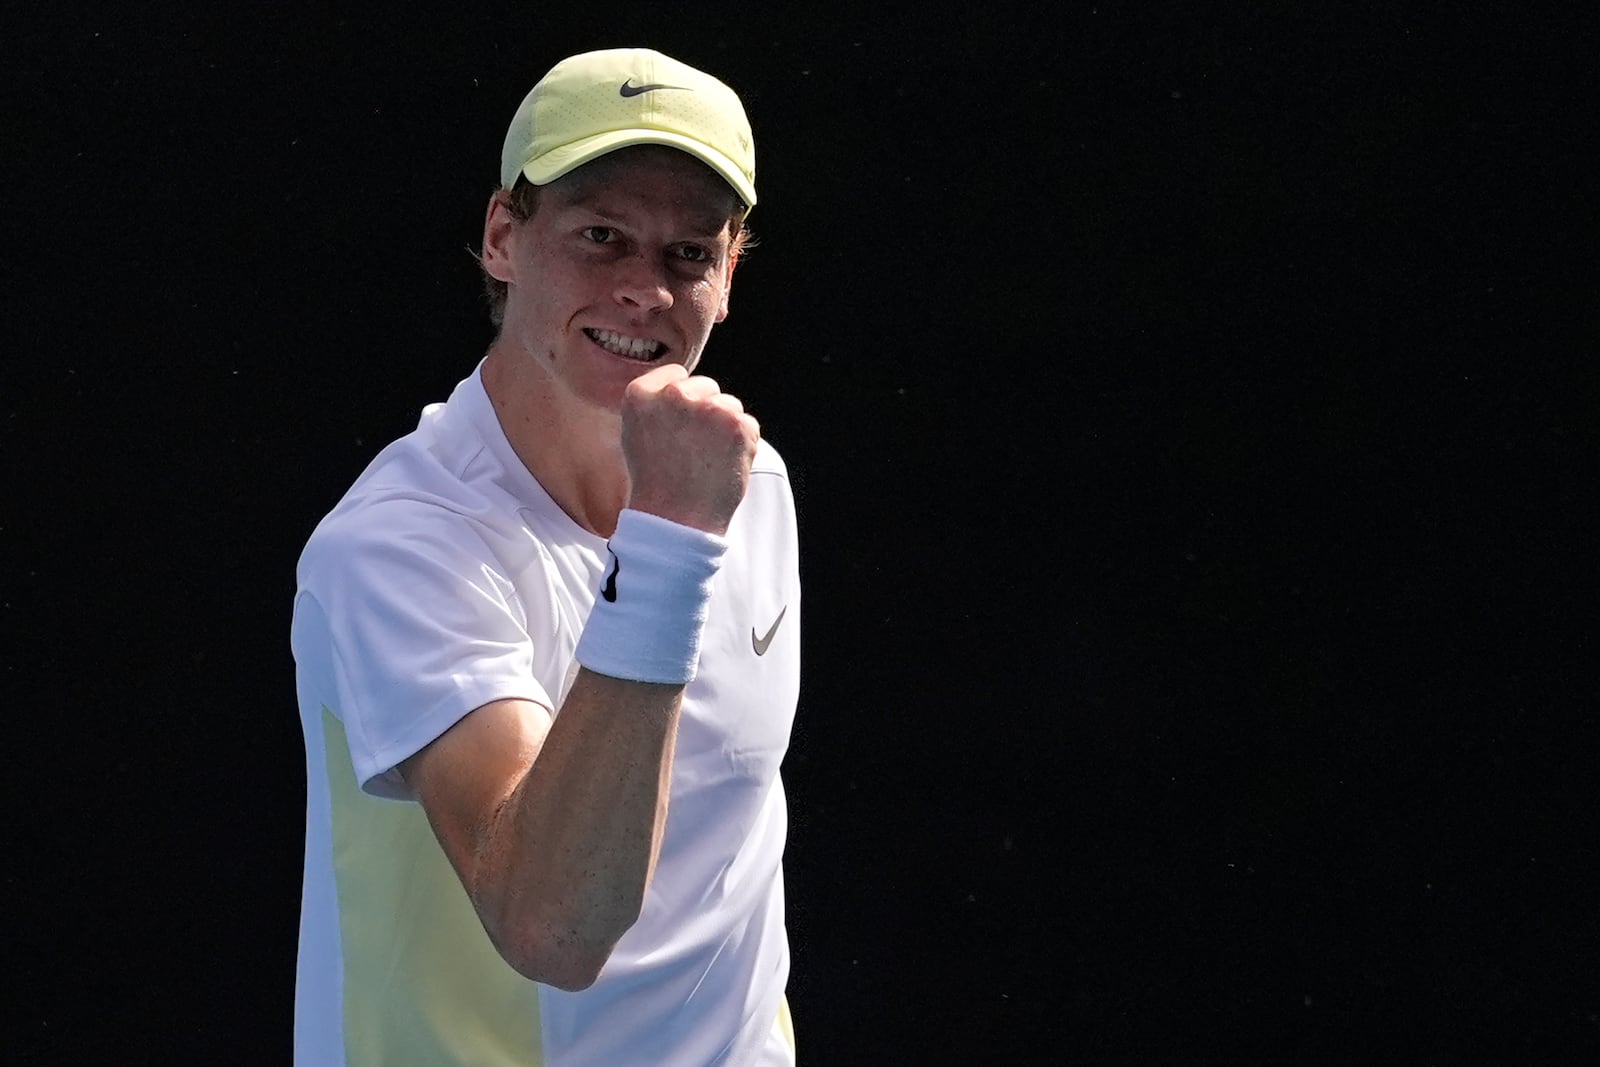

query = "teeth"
(587, 329), (662, 361)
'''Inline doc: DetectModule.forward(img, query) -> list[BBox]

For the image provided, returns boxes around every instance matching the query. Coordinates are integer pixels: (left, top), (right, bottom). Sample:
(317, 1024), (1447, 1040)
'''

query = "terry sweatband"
(575, 508), (729, 684)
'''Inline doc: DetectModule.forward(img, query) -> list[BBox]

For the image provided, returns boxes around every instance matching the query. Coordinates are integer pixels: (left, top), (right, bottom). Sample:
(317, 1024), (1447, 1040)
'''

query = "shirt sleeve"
(292, 505), (553, 799)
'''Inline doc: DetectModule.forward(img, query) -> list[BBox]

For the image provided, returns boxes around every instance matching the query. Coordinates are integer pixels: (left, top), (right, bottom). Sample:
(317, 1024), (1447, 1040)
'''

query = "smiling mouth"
(584, 328), (664, 362)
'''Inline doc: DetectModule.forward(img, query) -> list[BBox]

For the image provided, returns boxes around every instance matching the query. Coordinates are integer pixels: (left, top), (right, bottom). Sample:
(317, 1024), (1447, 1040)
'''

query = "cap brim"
(519, 129), (756, 210)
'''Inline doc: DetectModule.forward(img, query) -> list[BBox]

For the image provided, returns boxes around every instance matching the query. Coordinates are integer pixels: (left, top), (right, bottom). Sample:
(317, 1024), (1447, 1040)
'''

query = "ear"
(481, 192), (519, 284)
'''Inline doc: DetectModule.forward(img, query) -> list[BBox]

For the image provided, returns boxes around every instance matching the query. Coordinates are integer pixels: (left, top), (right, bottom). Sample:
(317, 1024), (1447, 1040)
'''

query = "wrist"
(574, 509), (728, 684)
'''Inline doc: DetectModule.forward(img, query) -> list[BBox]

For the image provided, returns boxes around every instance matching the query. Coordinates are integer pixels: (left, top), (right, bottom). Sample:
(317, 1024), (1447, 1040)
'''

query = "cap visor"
(520, 129), (756, 209)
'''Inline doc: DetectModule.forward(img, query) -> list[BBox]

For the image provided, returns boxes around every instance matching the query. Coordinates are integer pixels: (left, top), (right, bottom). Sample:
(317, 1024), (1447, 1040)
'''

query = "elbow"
(493, 913), (624, 992)
(506, 942), (606, 992)
(471, 864), (647, 990)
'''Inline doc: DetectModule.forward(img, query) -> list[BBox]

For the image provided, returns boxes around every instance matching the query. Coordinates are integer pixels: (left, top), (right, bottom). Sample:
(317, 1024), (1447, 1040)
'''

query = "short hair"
(477, 169), (754, 329)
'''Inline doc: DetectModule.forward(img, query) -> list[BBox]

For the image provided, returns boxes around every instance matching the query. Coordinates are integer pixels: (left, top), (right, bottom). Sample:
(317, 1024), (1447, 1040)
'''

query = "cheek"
(523, 266), (586, 324)
(686, 279), (728, 323)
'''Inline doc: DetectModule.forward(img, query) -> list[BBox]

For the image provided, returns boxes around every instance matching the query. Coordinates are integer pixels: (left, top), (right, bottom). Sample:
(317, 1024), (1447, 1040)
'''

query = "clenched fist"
(620, 364), (760, 535)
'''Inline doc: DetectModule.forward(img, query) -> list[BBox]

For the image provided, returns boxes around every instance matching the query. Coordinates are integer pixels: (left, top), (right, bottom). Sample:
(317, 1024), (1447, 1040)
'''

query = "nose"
(613, 253), (673, 313)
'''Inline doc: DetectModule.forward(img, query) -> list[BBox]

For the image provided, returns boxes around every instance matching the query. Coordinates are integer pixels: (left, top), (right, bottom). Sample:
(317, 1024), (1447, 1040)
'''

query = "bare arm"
(399, 670), (684, 990)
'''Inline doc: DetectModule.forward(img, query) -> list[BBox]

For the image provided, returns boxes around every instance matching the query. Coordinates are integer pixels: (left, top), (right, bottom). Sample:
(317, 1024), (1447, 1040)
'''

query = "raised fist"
(620, 364), (760, 535)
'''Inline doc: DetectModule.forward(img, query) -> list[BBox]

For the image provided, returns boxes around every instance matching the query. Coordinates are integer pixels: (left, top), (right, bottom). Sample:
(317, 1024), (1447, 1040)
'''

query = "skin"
(397, 146), (761, 991)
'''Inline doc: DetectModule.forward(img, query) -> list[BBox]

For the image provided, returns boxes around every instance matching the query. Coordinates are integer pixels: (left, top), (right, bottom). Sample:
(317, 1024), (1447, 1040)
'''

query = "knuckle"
(668, 377), (703, 401)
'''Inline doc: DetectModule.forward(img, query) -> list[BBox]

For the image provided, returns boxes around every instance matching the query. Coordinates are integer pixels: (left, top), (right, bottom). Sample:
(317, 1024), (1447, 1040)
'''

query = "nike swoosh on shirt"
(751, 606), (788, 656)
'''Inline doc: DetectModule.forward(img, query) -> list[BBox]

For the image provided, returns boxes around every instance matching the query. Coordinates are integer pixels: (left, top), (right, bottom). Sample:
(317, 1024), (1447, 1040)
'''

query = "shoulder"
(299, 417), (528, 587)
(740, 439), (798, 540)
(297, 490), (518, 619)
(751, 437), (791, 480)
(303, 491), (484, 564)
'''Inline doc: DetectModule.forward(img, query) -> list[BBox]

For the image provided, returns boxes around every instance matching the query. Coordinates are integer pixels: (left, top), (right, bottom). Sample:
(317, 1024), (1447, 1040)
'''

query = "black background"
(6, 4), (1596, 1064)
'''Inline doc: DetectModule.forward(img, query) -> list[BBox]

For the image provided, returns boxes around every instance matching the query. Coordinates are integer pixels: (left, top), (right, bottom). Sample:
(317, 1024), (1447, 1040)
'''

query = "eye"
(582, 226), (617, 244)
(675, 244), (712, 263)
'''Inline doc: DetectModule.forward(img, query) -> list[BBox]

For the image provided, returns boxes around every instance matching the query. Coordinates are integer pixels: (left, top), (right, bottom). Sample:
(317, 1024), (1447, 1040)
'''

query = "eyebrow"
(565, 198), (733, 240)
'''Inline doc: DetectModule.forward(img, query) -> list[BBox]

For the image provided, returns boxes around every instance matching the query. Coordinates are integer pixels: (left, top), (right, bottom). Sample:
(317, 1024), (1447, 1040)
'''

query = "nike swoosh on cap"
(619, 79), (689, 97)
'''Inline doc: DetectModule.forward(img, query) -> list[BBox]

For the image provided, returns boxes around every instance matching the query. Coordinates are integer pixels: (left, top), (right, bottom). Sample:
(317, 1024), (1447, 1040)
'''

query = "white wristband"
(575, 509), (729, 684)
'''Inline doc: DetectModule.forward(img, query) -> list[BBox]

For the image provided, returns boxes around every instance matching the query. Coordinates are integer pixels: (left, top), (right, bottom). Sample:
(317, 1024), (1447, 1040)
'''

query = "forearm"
(475, 668), (683, 989)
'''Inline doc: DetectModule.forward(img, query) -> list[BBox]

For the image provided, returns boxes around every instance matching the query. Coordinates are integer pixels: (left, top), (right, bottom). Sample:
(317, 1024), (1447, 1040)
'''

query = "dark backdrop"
(7, 4), (1595, 1064)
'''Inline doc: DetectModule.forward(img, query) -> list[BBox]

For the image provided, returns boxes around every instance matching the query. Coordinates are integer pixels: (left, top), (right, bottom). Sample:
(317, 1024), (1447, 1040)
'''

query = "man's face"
(489, 146), (742, 414)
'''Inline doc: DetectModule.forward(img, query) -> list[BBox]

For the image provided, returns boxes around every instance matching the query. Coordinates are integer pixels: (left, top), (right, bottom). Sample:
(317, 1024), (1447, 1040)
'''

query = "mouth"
(584, 328), (665, 363)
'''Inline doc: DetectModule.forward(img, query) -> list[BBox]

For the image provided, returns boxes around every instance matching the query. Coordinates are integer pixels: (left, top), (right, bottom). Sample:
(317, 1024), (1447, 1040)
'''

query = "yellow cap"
(500, 48), (756, 209)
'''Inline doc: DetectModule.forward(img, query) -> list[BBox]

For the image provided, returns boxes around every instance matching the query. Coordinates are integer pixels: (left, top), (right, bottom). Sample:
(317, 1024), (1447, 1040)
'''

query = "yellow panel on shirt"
(323, 708), (544, 1066)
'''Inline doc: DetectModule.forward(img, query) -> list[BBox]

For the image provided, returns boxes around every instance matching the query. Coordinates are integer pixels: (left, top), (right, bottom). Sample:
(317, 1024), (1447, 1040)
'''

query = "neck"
(481, 342), (630, 538)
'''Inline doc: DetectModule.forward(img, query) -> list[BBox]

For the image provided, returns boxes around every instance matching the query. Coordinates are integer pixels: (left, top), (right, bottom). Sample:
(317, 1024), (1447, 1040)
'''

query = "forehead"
(546, 146), (742, 231)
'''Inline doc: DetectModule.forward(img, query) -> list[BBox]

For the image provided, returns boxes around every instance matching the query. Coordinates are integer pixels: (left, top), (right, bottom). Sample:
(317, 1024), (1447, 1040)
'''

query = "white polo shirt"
(290, 363), (800, 1066)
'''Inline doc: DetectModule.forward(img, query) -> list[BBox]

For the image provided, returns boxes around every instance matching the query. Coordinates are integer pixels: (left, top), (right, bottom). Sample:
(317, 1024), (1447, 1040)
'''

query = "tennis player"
(290, 47), (800, 1066)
